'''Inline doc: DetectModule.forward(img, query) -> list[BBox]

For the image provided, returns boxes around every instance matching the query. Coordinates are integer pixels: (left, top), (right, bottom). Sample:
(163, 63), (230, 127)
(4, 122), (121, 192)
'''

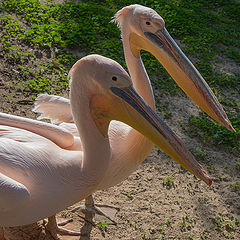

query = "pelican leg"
(72, 195), (119, 225)
(0, 227), (5, 240)
(45, 215), (81, 240)
(79, 195), (95, 237)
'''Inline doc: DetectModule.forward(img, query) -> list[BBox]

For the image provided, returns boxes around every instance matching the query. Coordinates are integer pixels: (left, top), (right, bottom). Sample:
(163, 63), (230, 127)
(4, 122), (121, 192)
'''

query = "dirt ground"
(0, 3), (240, 240)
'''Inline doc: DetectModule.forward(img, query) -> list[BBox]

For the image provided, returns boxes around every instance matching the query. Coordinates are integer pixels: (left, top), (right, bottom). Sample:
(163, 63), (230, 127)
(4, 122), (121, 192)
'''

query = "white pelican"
(30, 4), (233, 225)
(0, 54), (211, 239)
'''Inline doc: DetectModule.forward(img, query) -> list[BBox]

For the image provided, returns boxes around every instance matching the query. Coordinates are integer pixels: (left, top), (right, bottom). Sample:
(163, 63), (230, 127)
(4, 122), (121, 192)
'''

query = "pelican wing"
(59, 123), (79, 137)
(57, 123), (83, 150)
(0, 125), (55, 144)
(0, 172), (30, 211)
(33, 94), (73, 124)
(0, 113), (74, 149)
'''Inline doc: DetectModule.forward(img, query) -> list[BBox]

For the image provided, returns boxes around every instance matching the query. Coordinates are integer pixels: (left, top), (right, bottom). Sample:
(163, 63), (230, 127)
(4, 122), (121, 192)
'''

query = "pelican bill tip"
(227, 123), (236, 132)
(198, 170), (212, 187)
(207, 176), (212, 187)
(194, 162), (212, 187)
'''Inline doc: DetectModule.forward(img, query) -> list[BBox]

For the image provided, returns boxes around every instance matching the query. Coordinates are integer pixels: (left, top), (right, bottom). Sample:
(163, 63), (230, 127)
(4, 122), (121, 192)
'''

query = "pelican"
(0, 55), (211, 239)
(30, 4), (233, 225)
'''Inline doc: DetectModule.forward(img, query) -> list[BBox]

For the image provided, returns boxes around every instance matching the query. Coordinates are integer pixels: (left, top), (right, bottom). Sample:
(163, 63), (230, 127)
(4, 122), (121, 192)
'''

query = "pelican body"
(0, 55), (211, 228)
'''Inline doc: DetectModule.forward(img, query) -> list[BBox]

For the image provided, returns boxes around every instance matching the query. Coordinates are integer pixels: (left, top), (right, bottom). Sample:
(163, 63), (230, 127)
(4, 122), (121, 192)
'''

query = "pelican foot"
(71, 195), (119, 225)
(57, 219), (74, 226)
(45, 216), (81, 240)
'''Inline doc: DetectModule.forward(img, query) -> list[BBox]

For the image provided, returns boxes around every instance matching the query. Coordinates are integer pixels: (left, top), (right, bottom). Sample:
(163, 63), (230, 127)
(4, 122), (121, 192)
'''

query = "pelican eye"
(146, 21), (151, 25)
(112, 76), (117, 81)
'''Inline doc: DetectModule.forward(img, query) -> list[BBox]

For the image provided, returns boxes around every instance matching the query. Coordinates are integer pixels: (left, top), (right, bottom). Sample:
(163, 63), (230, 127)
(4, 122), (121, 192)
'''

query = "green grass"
(0, 0), (239, 148)
(231, 182), (240, 191)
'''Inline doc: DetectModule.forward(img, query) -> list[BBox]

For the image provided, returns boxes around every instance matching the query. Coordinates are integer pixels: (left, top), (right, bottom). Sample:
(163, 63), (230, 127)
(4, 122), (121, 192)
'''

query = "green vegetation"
(231, 181), (240, 191)
(166, 217), (172, 226)
(212, 215), (240, 234)
(180, 213), (196, 231)
(97, 220), (108, 228)
(187, 113), (240, 152)
(163, 176), (175, 189)
(0, 0), (239, 150)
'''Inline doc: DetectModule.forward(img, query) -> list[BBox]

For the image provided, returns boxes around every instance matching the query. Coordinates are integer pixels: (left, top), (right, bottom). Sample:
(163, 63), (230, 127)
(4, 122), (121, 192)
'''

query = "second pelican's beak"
(110, 85), (212, 186)
(129, 28), (234, 131)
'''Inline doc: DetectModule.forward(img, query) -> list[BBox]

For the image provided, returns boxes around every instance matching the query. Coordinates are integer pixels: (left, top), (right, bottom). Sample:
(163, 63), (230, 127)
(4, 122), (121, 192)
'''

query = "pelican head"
(70, 54), (211, 186)
(113, 4), (234, 131)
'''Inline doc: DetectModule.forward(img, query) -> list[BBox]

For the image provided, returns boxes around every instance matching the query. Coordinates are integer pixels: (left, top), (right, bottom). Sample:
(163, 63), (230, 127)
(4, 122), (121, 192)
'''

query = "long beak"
(130, 28), (234, 131)
(111, 85), (212, 186)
